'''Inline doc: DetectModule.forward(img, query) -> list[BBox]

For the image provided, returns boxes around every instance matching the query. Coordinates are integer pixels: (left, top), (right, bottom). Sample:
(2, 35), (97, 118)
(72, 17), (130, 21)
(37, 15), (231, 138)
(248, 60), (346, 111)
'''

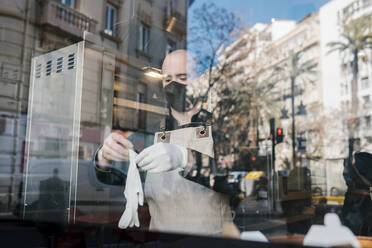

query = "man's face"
(162, 50), (195, 88)
(161, 50), (201, 113)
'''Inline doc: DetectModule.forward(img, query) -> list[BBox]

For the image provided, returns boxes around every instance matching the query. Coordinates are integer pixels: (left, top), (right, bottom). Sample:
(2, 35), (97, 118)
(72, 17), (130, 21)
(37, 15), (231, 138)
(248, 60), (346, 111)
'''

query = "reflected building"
(218, 0), (372, 198)
(319, 0), (372, 196)
(216, 15), (321, 219)
(218, 13), (326, 194)
(215, 20), (297, 169)
(0, 0), (192, 218)
(257, 13), (324, 193)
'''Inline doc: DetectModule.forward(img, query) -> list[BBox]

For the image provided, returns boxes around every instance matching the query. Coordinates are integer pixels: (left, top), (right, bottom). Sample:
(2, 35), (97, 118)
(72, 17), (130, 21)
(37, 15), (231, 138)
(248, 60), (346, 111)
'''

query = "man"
(94, 50), (232, 236)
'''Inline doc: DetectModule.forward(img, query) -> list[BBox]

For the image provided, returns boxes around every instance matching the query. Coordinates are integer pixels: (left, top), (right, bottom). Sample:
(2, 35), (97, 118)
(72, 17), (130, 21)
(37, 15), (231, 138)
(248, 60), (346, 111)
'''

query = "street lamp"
(290, 77), (307, 168)
(296, 101), (307, 115)
(280, 107), (289, 119)
(143, 66), (162, 79)
(290, 76), (296, 167)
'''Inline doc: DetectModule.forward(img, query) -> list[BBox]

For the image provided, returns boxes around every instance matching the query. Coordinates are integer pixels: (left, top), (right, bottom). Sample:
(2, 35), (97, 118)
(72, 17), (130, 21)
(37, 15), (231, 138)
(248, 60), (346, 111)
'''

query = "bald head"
(162, 50), (196, 88)
(162, 50), (204, 115)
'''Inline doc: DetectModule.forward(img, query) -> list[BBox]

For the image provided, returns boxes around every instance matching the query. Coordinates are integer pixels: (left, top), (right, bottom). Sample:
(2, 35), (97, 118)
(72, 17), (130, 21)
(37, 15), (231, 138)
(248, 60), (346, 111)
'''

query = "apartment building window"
(343, 6), (349, 17)
(363, 95), (370, 104)
(167, 0), (174, 16)
(165, 40), (176, 56)
(138, 23), (150, 53)
(366, 116), (371, 128)
(104, 3), (117, 36)
(58, 0), (75, 8)
(354, 0), (361, 10)
(361, 77), (369, 90)
(343, 0), (363, 19)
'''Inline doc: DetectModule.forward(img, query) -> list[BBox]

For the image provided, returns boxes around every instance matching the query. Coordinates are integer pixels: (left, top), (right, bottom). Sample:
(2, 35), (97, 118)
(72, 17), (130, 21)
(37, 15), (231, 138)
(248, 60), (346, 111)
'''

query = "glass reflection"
(0, 0), (371, 246)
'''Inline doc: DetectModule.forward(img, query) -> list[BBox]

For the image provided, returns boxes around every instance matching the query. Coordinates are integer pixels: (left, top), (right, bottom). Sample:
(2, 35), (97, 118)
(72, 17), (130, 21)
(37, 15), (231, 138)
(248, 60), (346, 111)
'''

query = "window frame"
(361, 76), (370, 90)
(365, 115), (371, 128)
(104, 2), (118, 36)
(138, 23), (150, 53)
(165, 39), (176, 56)
(58, 0), (75, 8)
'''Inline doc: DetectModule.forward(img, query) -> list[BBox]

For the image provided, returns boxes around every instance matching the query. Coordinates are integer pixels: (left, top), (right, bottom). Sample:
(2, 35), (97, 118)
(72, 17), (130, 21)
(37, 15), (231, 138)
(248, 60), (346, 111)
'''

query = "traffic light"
(269, 118), (275, 141)
(276, 128), (284, 143)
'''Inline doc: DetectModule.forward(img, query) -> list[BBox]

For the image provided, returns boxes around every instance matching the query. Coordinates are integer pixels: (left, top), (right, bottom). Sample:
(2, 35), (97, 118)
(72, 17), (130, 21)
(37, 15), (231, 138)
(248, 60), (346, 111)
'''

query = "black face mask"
(164, 81), (197, 112)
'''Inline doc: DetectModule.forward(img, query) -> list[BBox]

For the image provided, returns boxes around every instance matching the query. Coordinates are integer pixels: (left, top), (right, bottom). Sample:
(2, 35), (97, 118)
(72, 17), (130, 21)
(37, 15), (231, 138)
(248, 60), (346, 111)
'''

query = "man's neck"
(171, 105), (200, 126)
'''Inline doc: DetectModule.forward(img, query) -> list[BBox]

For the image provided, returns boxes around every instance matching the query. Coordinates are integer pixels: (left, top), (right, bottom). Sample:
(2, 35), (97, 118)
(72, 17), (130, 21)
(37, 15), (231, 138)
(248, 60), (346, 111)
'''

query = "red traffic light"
(277, 128), (282, 136)
(276, 128), (284, 143)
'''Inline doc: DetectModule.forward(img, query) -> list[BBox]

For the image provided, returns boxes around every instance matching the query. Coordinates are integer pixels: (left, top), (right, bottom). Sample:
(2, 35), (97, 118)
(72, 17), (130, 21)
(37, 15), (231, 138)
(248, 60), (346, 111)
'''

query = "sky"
(189, 0), (331, 24)
(186, 0), (332, 72)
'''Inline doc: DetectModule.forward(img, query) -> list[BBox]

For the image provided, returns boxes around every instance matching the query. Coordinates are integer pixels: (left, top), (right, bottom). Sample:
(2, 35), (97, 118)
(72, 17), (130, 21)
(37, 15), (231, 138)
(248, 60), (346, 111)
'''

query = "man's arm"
(92, 145), (128, 186)
(91, 131), (133, 185)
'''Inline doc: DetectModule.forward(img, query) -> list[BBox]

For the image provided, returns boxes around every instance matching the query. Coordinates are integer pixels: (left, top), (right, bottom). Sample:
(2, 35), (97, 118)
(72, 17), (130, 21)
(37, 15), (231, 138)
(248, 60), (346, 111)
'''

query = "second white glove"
(136, 143), (188, 173)
(118, 150), (143, 229)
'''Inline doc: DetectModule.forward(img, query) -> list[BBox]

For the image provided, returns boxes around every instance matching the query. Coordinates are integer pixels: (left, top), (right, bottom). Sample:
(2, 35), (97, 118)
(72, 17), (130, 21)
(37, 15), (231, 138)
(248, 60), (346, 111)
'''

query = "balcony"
(41, 0), (97, 39)
(164, 11), (187, 37)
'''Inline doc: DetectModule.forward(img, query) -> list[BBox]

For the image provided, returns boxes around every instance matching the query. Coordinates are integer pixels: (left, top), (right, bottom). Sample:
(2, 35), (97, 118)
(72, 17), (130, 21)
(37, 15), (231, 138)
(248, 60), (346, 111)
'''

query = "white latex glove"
(241, 231), (268, 243)
(118, 150), (144, 228)
(136, 143), (188, 173)
(303, 213), (360, 248)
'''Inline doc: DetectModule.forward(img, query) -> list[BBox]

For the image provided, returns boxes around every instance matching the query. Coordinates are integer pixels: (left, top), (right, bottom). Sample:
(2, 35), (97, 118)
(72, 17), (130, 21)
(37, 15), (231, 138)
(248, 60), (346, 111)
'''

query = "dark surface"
(343, 152), (372, 236)
(0, 219), (320, 248)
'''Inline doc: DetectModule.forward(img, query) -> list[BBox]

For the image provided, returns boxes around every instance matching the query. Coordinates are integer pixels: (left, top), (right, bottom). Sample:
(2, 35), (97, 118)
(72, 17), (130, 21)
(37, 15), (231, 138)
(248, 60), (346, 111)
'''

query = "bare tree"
(188, 3), (246, 165)
(188, 3), (243, 96)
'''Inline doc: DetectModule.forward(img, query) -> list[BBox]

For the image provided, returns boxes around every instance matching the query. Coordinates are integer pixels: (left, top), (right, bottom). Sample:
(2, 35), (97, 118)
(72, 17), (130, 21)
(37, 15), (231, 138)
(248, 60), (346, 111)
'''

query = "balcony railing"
(41, 0), (97, 38)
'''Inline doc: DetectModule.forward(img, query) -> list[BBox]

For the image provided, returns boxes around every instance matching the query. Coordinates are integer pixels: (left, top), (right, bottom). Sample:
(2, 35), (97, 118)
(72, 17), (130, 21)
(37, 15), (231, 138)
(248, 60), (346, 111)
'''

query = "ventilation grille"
(35, 64), (41, 79)
(35, 53), (76, 78)
(68, 53), (75, 70)
(56, 57), (63, 73)
(46, 60), (52, 76)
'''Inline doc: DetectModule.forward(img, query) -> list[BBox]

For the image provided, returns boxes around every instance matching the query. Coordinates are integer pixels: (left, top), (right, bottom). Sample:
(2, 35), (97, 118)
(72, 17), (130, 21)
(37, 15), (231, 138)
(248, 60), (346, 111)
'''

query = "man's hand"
(136, 143), (187, 173)
(98, 132), (134, 165)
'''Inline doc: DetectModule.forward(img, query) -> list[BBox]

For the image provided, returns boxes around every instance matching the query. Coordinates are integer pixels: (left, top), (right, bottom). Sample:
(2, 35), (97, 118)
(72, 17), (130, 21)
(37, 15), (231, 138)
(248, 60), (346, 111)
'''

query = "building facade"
(257, 13), (325, 193)
(218, 0), (372, 196)
(0, 0), (191, 217)
(319, 0), (372, 195)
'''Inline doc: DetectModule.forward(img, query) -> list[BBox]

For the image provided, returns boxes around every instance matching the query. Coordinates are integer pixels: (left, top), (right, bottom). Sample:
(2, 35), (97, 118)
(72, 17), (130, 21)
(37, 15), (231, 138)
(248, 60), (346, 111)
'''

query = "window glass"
(166, 40), (176, 56)
(58, 0), (75, 8)
(105, 3), (117, 36)
(2, 0), (372, 246)
(138, 23), (150, 53)
(361, 77), (370, 90)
